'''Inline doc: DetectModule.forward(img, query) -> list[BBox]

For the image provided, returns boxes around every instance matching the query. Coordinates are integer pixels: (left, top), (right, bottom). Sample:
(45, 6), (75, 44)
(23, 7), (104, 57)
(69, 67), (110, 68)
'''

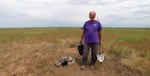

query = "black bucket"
(77, 44), (84, 55)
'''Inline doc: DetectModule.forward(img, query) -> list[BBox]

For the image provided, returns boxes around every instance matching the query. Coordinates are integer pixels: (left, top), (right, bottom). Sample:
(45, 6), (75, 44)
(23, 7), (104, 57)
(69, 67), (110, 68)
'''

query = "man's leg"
(82, 43), (89, 65)
(91, 43), (98, 65)
(81, 43), (89, 70)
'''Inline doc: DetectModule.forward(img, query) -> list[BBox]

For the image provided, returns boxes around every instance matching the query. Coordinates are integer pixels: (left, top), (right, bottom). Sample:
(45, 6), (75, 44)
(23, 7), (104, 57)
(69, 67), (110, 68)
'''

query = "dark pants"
(82, 43), (98, 65)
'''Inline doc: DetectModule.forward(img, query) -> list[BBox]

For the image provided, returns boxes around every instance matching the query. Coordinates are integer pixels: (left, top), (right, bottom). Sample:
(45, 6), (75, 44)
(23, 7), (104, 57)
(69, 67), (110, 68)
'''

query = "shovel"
(97, 44), (104, 62)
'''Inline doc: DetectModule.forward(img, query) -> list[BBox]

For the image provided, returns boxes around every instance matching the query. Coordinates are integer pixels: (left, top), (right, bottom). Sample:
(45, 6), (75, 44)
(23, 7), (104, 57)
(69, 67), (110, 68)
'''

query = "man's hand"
(80, 41), (82, 44)
(98, 42), (101, 46)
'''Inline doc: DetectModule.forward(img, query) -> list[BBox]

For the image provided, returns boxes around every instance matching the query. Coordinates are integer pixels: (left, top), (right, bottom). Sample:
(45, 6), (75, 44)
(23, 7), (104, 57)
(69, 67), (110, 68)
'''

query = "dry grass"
(0, 28), (149, 76)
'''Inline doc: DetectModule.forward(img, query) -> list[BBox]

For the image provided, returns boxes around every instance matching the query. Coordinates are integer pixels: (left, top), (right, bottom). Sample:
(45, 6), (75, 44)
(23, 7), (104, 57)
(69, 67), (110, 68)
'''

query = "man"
(80, 11), (102, 70)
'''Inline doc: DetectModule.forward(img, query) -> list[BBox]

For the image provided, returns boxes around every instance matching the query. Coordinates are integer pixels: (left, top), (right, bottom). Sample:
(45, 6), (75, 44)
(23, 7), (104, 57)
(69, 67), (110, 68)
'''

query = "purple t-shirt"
(82, 20), (102, 43)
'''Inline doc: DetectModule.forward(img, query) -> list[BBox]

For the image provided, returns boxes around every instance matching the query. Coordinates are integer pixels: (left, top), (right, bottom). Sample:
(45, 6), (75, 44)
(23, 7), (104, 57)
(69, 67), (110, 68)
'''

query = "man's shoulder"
(94, 20), (100, 23)
(85, 20), (90, 23)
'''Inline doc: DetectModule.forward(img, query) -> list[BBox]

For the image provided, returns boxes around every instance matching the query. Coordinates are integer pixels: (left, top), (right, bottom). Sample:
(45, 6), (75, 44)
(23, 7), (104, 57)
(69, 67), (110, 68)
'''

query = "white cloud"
(0, 0), (150, 27)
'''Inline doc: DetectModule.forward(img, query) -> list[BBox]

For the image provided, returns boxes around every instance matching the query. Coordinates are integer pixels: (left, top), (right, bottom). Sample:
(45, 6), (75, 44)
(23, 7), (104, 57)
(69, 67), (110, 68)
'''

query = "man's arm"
(80, 30), (85, 44)
(99, 30), (103, 53)
(98, 30), (102, 45)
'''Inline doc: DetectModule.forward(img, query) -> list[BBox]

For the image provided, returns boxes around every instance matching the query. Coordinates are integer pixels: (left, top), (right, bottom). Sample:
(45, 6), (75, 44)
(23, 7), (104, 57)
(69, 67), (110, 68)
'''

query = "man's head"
(89, 11), (96, 21)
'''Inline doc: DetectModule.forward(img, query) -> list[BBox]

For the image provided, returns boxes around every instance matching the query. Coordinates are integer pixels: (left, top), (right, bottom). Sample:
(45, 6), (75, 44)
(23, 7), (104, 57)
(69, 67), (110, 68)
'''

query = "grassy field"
(0, 28), (149, 76)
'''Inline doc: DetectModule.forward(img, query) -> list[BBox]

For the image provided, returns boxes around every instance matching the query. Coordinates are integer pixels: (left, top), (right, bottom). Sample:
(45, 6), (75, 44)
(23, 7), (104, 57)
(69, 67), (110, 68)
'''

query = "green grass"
(103, 28), (150, 43)
(1, 28), (149, 44)
(0, 28), (81, 44)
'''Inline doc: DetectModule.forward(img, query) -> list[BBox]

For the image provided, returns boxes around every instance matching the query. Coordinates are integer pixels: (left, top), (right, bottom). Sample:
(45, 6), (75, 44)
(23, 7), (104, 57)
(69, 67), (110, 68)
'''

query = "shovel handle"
(98, 43), (103, 54)
(80, 41), (82, 44)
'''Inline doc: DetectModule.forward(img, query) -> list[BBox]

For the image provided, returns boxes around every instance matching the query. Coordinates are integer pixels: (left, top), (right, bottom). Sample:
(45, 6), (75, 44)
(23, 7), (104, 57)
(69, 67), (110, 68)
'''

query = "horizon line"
(0, 26), (150, 29)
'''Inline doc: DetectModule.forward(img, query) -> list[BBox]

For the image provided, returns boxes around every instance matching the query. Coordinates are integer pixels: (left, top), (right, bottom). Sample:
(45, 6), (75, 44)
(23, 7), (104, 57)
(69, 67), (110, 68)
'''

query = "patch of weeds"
(69, 44), (76, 48)
(138, 50), (150, 59)
(109, 45), (132, 59)
(36, 60), (47, 69)
(133, 58), (150, 76)
(51, 44), (60, 50)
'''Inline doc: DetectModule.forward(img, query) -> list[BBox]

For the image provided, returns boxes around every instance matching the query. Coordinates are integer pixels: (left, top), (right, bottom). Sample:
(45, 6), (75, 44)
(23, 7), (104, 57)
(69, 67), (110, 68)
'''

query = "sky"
(0, 0), (150, 28)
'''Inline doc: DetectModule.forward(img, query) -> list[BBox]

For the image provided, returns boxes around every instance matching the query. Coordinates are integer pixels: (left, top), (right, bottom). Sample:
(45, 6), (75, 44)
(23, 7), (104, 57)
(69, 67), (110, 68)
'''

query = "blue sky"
(0, 0), (150, 28)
